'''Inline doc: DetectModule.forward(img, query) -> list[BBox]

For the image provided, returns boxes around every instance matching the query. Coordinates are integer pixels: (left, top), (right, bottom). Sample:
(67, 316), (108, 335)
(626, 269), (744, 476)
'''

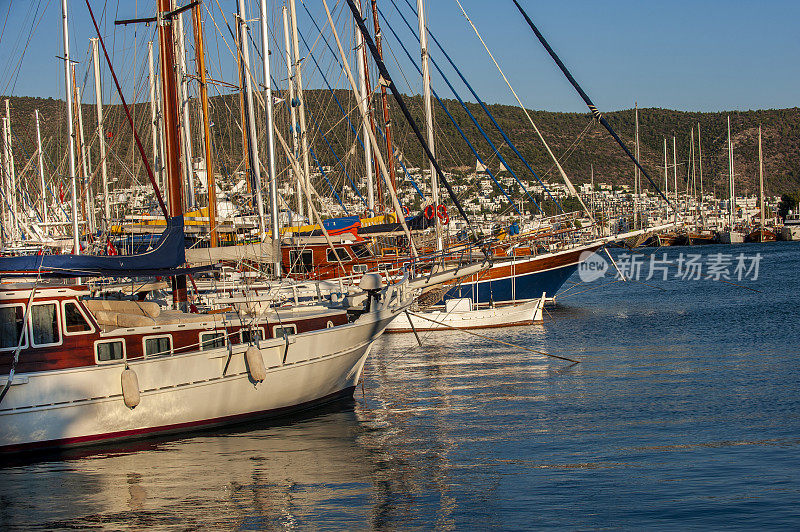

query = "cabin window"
(326, 247), (351, 262)
(0, 305), (26, 350)
(200, 331), (226, 350)
(352, 264), (368, 274)
(326, 320), (334, 328)
(240, 328), (263, 344)
(351, 244), (372, 258)
(63, 301), (93, 334)
(289, 250), (314, 274)
(30, 303), (61, 347)
(144, 335), (172, 357)
(96, 340), (125, 363)
(377, 263), (392, 272)
(273, 324), (297, 339)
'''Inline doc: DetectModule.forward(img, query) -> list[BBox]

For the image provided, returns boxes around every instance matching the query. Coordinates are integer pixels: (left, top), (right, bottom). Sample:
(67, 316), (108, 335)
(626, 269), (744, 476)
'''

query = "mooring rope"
(406, 311), (579, 364)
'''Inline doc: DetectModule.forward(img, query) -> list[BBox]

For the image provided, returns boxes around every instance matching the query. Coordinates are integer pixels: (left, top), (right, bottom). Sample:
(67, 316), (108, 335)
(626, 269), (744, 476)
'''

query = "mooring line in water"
(556, 279), (625, 300)
(406, 311), (580, 364)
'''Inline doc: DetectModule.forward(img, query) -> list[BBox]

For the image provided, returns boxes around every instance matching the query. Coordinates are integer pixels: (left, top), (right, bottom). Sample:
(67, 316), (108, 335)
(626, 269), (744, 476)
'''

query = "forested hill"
(2, 92), (798, 198)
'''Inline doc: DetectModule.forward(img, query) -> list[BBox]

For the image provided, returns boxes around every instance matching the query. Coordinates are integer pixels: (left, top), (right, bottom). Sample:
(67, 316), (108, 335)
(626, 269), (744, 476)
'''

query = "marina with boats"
(0, 0), (799, 528)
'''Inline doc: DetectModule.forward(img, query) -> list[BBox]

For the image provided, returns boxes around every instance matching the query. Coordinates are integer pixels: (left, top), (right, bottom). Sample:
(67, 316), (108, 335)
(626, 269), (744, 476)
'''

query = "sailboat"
(718, 116), (745, 244)
(745, 126), (776, 243)
(0, 0), (416, 454)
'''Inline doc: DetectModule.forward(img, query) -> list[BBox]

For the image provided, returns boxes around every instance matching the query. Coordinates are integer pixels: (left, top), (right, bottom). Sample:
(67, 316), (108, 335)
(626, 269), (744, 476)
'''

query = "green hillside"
(1, 92), (798, 201)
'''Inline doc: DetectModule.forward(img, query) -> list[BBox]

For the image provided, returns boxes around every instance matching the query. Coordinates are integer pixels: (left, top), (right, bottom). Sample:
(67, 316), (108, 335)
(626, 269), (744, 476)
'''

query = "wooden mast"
(370, 0), (397, 194)
(157, 0), (187, 307)
(356, 0), (383, 210)
(191, 4), (218, 247)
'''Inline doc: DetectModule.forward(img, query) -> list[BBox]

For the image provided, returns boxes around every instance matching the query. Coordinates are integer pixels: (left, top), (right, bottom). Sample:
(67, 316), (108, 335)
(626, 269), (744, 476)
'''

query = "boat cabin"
(0, 284), (348, 374)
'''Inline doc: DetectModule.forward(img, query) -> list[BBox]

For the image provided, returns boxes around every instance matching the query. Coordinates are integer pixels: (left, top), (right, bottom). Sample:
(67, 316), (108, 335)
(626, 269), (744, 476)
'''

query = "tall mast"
(370, 0), (397, 194)
(148, 41), (165, 203)
(758, 125), (764, 232)
(237, 0), (266, 236)
(90, 38), (110, 225)
(358, 0), (383, 209)
(174, 7), (195, 210)
(1, 117), (9, 245)
(61, 0), (80, 254)
(633, 103), (640, 228)
(75, 84), (96, 235)
(35, 109), (48, 226)
(4, 100), (18, 242)
(288, 0), (312, 218)
(234, 27), (252, 203)
(191, 4), (218, 247)
(672, 136), (677, 208)
(157, 0), (186, 306)
(663, 138), (668, 219)
(697, 123), (704, 226)
(727, 116), (734, 229)
(281, 6), (302, 220)
(416, 0), (441, 250)
(686, 128), (697, 222)
(259, 0), (281, 275)
(355, 0), (376, 214)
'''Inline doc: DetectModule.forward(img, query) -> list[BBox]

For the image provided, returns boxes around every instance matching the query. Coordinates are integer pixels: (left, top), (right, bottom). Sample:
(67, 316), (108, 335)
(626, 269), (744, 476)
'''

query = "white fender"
(245, 345), (267, 383)
(121, 367), (140, 409)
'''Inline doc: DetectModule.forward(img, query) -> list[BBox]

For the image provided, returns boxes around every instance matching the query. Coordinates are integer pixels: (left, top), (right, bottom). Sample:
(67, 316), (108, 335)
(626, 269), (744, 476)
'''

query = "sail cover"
(184, 241), (280, 267)
(0, 216), (185, 278)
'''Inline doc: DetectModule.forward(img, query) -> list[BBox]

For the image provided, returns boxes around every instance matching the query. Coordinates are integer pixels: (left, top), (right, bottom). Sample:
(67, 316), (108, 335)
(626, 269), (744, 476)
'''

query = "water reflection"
(2, 405), (388, 530)
(3, 245), (800, 529)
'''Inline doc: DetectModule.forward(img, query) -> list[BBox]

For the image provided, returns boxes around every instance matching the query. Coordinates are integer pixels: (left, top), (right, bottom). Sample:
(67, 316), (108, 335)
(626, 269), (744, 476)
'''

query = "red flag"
(59, 183), (65, 203)
(106, 238), (118, 256)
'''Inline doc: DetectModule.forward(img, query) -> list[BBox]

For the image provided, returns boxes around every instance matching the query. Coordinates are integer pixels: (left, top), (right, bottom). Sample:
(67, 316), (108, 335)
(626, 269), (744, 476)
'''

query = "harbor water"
(2, 242), (799, 529)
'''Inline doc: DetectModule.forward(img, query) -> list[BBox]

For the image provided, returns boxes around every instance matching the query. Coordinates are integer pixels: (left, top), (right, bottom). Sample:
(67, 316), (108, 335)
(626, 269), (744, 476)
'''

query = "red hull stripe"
(0, 386), (356, 454)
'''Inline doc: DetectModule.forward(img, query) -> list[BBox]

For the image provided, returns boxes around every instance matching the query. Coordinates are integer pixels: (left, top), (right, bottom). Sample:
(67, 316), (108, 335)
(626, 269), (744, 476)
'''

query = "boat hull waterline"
(0, 308), (400, 453)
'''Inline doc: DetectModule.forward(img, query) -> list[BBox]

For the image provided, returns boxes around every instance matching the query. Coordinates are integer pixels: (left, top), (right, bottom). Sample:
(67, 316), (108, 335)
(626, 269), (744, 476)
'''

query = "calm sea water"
(2, 242), (799, 530)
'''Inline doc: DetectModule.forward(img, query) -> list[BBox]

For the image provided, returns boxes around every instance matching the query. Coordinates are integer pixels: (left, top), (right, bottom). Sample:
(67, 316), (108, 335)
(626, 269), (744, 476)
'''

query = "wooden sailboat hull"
(744, 229), (777, 243)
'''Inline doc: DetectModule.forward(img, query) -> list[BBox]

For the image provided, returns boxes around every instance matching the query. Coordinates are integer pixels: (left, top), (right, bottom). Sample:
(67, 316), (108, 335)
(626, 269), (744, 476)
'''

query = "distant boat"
(745, 126), (776, 244)
(745, 227), (777, 243)
(686, 230), (718, 245)
(778, 213), (800, 241)
(718, 231), (745, 244)
(719, 116), (745, 245)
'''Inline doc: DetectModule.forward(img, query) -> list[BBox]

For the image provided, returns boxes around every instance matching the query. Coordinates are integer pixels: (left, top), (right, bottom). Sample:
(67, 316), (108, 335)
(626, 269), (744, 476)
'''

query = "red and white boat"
(0, 274), (413, 453)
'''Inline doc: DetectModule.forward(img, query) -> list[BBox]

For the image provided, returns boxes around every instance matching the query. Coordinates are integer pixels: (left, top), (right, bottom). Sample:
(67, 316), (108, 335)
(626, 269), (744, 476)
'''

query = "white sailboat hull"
(718, 230), (745, 244)
(385, 298), (543, 333)
(0, 308), (400, 452)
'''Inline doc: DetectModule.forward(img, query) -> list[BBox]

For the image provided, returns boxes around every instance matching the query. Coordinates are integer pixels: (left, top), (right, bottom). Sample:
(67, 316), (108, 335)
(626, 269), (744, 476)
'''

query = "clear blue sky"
(0, 0), (798, 113)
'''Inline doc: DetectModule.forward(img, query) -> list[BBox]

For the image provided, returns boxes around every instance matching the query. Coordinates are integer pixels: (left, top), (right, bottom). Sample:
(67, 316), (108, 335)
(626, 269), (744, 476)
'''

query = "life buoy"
(437, 204), (449, 225)
(402, 206), (411, 217)
(424, 204), (435, 219)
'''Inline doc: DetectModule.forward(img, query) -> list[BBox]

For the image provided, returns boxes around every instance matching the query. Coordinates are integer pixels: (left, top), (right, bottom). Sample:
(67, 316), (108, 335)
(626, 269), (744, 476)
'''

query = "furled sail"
(0, 216), (185, 278)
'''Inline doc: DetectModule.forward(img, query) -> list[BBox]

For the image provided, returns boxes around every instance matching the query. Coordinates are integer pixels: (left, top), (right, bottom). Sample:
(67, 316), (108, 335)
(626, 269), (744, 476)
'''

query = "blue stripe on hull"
(446, 263), (579, 304)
